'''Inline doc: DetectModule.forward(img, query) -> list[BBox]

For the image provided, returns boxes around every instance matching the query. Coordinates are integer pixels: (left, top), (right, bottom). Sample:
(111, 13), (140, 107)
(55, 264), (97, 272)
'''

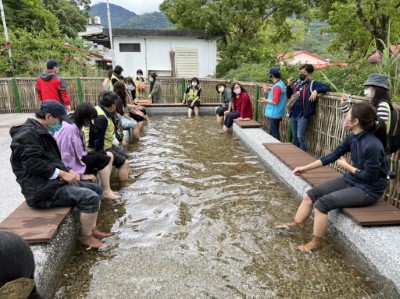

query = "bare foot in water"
(103, 191), (122, 200)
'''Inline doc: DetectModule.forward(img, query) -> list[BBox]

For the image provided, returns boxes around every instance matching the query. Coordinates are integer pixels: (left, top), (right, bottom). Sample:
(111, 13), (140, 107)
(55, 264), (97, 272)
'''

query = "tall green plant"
(373, 26), (400, 100)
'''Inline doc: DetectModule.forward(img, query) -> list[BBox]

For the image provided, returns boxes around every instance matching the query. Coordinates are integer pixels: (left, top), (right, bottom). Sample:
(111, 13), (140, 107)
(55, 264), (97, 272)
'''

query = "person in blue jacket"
(260, 67), (287, 141)
(287, 64), (330, 152)
(276, 102), (388, 253)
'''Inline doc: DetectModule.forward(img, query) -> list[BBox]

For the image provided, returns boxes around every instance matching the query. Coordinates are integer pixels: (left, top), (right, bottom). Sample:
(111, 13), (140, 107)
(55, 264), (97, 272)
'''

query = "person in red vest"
(36, 60), (71, 112)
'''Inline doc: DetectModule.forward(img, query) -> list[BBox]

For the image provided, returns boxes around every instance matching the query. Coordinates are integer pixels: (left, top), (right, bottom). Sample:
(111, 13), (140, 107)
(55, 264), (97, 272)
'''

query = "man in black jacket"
(10, 101), (110, 251)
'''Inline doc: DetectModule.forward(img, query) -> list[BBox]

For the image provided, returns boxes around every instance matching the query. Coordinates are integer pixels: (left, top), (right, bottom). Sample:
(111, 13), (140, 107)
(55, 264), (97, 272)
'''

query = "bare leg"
(99, 152), (120, 199)
(276, 193), (313, 230)
(118, 160), (131, 186)
(188, 108), (193, 118)
(297, 208), (326, 253)
(80, 212), (98, 236)
(216, 115), (223, 124)
(132, 126), (140, 139)
(136, 121), (144, 131)
(194, 106), (199, 116)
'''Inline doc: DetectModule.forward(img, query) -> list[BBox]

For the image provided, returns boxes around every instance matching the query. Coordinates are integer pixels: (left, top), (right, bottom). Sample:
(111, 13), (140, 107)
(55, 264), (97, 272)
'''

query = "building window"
(119, 43), (141, 52)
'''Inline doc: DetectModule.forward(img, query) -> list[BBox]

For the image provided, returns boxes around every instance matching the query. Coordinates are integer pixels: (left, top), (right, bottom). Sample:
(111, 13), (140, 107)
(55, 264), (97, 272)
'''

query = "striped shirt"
(341, 102), (390, 126)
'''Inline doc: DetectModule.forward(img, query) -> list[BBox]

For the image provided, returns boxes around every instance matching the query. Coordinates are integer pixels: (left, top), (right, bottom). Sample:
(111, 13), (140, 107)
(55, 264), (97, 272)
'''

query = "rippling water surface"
(57, 116), (382, 298)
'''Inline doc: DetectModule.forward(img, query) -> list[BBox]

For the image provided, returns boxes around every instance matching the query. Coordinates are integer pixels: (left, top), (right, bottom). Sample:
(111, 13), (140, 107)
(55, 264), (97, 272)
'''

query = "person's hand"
(237, 117), (243, 121)
(68, 169), (80, 181)
(59, 170), (78, 184)
(191, 103), (194, 108)
(66, 105), (71, 113)
(224, 110), (230, 115)
(81, 174), (97, 182)
(259, 98), (268, 103)
(340, 94), (348, 107)
(287, 78), (295, 85)
(147, 95), (152, 99)
(261, 84), (269, 93)
(120, 140), (127, 147)
(336, 156), (350, 169)
(293, 166), (307, 176)
(310, 90), (318, 102)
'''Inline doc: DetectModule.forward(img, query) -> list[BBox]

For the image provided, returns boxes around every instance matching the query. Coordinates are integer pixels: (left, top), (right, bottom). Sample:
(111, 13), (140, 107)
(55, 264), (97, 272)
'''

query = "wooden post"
(11, 78), (21, 112)
(254, 84), (260, 121)
(181, 78), (186, 102)
(76, 78), (83, 105)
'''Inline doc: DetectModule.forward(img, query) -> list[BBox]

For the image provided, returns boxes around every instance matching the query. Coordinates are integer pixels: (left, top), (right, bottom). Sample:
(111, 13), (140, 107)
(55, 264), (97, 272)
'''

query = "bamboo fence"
(0, 77), (398, 207)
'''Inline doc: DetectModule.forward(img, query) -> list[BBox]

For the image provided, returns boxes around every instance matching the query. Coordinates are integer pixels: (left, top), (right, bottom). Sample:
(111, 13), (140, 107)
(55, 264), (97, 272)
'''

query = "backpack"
(381, 101), (400, 154)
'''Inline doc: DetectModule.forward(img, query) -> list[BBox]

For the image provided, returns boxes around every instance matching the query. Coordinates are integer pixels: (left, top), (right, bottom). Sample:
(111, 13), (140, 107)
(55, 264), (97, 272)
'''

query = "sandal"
(92, 229), (113, 239)
(80, 235), (108, 252)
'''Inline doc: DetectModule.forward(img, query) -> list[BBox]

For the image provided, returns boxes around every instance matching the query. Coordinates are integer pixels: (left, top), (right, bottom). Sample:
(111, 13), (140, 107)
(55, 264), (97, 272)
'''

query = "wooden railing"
(0, 77), (398, 207)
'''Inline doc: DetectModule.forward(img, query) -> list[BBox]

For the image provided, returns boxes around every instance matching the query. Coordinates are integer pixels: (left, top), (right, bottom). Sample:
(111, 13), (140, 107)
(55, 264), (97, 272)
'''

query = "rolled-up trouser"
(35, 181), (103, 213)
(224, 111), (240, 128)
(306, 177), (378, 214)
(216, 106), (227, 116)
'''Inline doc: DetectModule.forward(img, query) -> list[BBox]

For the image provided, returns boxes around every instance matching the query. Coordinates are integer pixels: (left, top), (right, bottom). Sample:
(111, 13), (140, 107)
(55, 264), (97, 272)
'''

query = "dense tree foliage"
(0, 0), (96, 76)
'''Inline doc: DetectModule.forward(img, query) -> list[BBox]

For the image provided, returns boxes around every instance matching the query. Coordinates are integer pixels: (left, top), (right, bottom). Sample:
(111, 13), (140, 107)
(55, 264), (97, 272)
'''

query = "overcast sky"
(90, 0), (164, 14)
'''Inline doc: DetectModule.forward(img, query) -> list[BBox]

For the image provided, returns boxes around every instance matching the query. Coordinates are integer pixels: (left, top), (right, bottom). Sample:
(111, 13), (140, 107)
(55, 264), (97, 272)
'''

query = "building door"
(175, 48), (198, 78)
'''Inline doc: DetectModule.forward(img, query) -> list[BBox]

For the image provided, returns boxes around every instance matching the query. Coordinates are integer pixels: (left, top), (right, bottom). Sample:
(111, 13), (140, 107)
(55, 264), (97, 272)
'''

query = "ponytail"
(373, 118), (388, 152)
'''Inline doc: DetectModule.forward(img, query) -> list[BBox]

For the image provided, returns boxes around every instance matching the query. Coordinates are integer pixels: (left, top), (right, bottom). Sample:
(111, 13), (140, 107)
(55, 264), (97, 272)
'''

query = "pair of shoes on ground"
(80, 229), (114, 251)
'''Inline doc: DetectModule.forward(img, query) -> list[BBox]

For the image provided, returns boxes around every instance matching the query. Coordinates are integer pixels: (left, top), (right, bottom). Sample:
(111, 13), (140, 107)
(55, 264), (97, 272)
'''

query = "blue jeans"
(290, 117), (309, 152)
(268, 118), (282, 141)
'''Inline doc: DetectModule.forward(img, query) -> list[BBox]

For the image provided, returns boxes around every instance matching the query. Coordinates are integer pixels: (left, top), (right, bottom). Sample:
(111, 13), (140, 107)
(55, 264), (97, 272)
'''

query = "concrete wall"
(113, 36), (217, 78)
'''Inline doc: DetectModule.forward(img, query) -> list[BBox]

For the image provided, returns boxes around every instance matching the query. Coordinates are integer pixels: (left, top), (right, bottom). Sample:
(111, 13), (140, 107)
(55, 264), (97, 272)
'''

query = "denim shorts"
(36, 181), (103, 213)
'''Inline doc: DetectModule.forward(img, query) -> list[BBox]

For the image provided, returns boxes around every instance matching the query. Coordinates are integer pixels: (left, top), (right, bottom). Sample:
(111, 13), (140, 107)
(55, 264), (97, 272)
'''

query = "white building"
(80, 28), (218, 78)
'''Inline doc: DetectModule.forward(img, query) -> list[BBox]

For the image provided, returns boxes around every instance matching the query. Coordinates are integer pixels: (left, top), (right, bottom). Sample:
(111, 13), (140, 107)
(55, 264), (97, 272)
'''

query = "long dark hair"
(370, 86), (391, 107)
(113, 81), (127, 107)
(73, 102), (97, 131)
(231, 82), (247, 95)
(351, 102), (388, 150)
(0, 231), (42, 299)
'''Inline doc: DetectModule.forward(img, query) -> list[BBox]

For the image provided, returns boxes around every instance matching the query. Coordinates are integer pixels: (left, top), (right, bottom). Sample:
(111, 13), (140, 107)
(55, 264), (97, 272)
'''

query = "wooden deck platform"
(234, 119), (262, 128)
(263, 142), (400, 226)
(0, 202), (71, 243)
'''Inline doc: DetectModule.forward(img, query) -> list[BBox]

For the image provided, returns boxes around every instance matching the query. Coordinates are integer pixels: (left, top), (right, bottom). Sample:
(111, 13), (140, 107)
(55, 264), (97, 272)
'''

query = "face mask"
(149, 77), (154, 82)
(218, 86), (225, 93)
(137, 75), (142, 78)
(233, 88), (241, 95)
(48, 120), (62, 135)
(364, 88), (373, 98)
(299, 74), (307, 81)
(127, 84), (135, 90)
(192, 82), (197, 87)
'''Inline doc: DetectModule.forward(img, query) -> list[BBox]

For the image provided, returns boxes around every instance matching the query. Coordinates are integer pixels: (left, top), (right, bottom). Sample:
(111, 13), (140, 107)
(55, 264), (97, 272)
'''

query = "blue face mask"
(48, 121), (62, 135)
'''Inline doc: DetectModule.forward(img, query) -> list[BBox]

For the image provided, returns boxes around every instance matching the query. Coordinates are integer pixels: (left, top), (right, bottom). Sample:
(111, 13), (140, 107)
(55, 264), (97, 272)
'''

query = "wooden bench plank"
(0, 202), (72, 243)
(234, 119), (262, 128)
(263, 142), (400, 226)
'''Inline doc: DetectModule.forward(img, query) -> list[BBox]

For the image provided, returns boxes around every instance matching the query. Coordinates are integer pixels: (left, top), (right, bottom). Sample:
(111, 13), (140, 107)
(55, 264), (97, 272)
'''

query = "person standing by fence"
(36, 60), (71, 112)
(260, 67), (287, 141)
(148, 72), (163, 103)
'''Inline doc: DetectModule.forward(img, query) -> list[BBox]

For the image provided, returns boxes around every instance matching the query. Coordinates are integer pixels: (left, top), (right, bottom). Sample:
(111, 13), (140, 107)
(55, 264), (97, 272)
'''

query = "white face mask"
(149, 77), (154, 82)
(233, 88), (241, 95)
(218, 86), (225, 93)
(192, 82), (197, 87)
(137, 75), (142, 78)
(364, 88), (373, 98)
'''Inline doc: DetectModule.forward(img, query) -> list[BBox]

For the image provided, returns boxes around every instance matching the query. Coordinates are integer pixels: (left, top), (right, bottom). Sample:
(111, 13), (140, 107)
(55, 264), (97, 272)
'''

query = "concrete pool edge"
(232, 123), (400, 295)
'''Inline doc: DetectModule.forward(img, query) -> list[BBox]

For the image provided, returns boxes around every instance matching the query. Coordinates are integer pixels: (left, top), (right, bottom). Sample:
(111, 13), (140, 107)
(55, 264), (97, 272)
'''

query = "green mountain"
(124, 12), (173, 29)
(87, 3), (173, 29)
(88, 3), (136, 28)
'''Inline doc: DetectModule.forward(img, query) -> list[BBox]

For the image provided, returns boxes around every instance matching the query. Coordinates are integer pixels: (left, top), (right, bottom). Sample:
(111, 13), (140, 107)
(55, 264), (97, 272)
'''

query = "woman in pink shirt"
(55, 103), (121, 200)
(221, 83), (253, 133)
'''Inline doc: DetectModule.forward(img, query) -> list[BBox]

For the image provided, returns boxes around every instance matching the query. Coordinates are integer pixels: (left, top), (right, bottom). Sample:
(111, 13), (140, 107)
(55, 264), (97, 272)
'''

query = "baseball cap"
(268, 67), (281, 76)
(40, 100), (72, 124)
(46, 60), (60, 69)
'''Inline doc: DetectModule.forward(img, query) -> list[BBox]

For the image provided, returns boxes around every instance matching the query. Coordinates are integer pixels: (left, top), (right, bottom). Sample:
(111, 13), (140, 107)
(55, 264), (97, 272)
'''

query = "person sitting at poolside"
(86, 91), (132, 188)
(54, 102), (121, 200)
(221, 83), (253, 133)
(215, 83), (233, 124)
(276, 103), (388, 253)
(182, 77), (201, 117)
(0, 231), (42, 299)
(10, 100), (111, 251)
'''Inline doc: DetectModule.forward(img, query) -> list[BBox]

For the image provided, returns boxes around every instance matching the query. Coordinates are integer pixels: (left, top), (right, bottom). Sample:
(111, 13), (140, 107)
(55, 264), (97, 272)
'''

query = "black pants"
(224, 111), (240, 128)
